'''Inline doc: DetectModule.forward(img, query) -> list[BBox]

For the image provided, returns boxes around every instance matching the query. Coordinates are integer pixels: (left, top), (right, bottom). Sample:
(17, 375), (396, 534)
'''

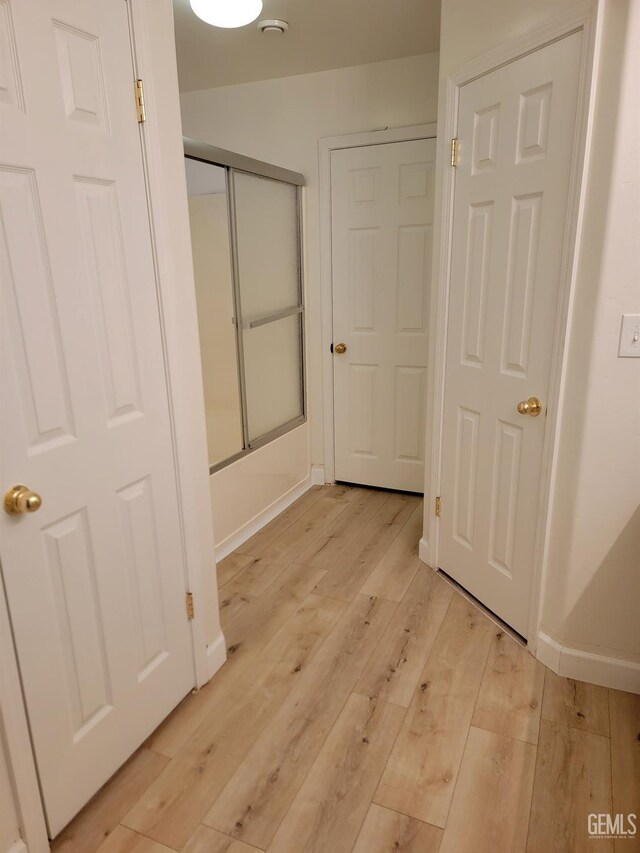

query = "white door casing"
(0, 0), (195, 835)
(331, 139), (436, 492)
(438, 32), (583, 636)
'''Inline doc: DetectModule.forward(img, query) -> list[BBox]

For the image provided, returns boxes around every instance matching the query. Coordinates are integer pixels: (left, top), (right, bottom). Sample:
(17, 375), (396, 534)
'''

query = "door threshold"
(335, 480), (424, 498)
(436, 568), (526, 647)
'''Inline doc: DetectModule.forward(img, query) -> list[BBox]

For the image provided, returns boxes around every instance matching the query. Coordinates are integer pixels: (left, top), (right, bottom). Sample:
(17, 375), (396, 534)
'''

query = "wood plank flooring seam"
(311, 493), (417, 601)
(126, 825), (179, 852)
(523, 656), (549, 853)
(361, 798), (447, 833)
(220, 554), (334, 617)
(236, 620), (397, 852)
(348, 583), (426, 841)
(266, 693), (406, 853)
(232, 486), (334, 558)
(608, 687), (614, 852)
(437, 635), (493, 833)
(342, 571), (448, 846)
(340, 715), (413, 853)
(234, 489), (355, 568)
(203, 594), (399, 848)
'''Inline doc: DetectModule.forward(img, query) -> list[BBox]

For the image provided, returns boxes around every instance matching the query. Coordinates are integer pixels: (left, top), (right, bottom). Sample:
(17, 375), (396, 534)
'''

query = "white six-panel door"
(332, 139), (436, 492)
(439, 33), (583, 635)
(0, 0), (195, 835)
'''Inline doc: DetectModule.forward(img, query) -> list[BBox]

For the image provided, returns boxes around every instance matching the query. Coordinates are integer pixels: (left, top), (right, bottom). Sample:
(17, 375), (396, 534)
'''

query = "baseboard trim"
(537, 632), (640, 694)
(205, 631), (227, 682)
(311, 466), (326, 485)
(535, 632), (562, 671)
(418, 537), (432, 567)
(214, 475), (313, 561)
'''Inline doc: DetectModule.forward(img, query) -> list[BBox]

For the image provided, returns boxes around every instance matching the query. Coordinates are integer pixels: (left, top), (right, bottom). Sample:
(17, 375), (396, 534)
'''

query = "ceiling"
(173, 0), (440, 92)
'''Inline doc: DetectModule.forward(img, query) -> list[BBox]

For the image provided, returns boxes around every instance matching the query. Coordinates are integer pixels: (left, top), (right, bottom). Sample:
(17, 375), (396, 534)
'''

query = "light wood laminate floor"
(52, 485), (640, 853)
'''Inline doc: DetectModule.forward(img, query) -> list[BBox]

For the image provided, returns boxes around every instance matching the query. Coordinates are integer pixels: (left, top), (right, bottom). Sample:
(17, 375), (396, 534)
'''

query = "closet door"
(438, 32), (583, 634)
(0, 0), (194, 833)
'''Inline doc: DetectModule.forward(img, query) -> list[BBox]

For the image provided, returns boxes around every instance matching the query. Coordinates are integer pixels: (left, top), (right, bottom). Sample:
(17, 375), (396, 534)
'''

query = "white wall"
(210, 423), (310, 555)
(438, 0), (581, 76)
(180, 53), (440, 474)
(0, 734), (20, 853)
(541, 0), (640, 666)
(433, 0), (640, 682)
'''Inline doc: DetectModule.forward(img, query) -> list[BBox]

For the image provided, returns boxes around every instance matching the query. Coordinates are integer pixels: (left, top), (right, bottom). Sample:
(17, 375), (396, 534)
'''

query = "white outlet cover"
(618, 313), (640, 358)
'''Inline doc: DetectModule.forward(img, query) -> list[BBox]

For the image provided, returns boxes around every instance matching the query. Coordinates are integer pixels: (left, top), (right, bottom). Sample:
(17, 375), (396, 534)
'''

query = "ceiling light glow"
(190, 0), (263, 29)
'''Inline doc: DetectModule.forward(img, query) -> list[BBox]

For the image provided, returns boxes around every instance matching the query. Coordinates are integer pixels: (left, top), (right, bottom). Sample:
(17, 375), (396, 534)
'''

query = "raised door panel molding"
(348, 364), (377, 457)
(348, 228), (378, 332)
(74, 177), (143, 425)
(43, 509), (113, 740)
(0, 166), (75, 451)
(398, 162), (431, 203)
(0, 0), (25, 111)
(501, 194), (542, 378)
(117, 477), (169, 682)
(472, 103), (500, 174)
(461, 202), (493, 367)
(396, 225), (431, 334)
(350, 167), (379, 205)
(53, 19), (109, 131)
(517, 83), (553, 163)
(453, 407), (480, 550)
(394, 366), (426, 463)
(488, 420), (524, 578)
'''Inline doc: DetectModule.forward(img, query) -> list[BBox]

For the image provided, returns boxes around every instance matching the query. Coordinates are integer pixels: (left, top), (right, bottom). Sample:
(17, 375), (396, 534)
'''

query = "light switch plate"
(618, 314), (640, 357)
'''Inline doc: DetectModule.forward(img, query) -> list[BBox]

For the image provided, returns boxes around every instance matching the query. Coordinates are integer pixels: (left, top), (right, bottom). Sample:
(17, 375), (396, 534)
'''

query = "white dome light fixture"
(190, 0), (263, 29)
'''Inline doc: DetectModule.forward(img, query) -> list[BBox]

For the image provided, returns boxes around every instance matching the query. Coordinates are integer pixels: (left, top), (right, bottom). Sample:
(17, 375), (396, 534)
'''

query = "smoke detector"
(257, 19), (289, 33)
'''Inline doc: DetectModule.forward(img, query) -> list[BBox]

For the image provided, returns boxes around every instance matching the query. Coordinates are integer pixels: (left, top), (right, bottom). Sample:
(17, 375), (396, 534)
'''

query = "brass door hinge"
(435, 496), (442, 517)
(186, 592), (195, 620)
(135, 79), (146, 123)
(450, 138), (459, 167)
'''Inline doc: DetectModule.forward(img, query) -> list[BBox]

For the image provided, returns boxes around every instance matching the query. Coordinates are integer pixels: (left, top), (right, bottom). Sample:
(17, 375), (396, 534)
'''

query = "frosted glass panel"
(243, 314), (303, 442)
(234, 172), (299, 321)
(186, 159), (243, 467)
(185, 145), (305, 470)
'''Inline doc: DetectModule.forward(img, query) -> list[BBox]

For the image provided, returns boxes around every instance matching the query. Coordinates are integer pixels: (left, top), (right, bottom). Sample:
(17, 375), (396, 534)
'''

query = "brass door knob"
(4, 484), (42, 515)
(334, 343), (347, 354)
(517, 397), (543, 417)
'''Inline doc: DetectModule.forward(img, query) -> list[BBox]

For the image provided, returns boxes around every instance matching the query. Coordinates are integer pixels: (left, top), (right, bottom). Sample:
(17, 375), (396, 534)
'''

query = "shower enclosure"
(184, 139), (305, 471)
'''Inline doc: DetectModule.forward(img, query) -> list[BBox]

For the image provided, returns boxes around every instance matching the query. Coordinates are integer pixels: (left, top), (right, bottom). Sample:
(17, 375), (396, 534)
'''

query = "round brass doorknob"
(517, 397), (543, 417)
(4, 484), (43, 515)
(334, 343), (347, 355)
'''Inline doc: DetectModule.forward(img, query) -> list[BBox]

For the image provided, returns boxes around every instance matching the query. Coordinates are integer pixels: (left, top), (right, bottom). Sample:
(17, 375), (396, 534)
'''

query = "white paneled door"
(0, 0), (195, 835)
(439, 32), (583, 635)
(332, 139), (436, 492)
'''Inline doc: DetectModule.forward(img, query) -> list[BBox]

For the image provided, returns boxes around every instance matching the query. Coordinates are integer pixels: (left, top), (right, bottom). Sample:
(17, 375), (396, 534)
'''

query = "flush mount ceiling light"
(190, 0), (263, 28)
(257, 19), (289, 34)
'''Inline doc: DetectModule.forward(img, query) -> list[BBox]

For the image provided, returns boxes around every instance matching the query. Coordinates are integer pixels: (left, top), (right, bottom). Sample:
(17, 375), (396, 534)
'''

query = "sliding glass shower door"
(184, 143), (305, 472)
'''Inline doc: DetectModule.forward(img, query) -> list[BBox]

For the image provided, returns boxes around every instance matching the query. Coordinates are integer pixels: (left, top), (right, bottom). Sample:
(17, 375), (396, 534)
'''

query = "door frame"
(423, 1), (600, 647)
(0, 1), (223, 847)
(319, 123), (438, 485)
(127, 0), (225, 688)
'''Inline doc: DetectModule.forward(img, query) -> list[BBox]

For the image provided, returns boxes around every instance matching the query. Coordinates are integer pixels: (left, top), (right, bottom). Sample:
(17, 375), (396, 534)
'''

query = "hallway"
(53, 485), (639, 853)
